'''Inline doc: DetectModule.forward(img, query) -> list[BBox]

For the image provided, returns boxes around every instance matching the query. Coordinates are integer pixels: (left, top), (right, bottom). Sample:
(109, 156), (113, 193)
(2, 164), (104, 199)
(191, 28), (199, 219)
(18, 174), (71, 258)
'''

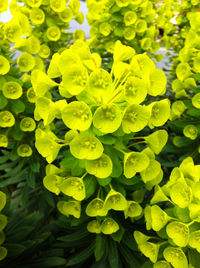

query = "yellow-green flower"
(0, 111), (15, 128)
(26, 0), (42, 7)
(39, 44), (50, 59)
(17, 52), (35, 72)
(46, 26), (61, 41)
(17, 144), (32, 157)
(2, 81), (23, 99)
(20, 117), (36, 132)
(0, 0), (8, 12)
(50, 0), (66, 12)
(0, 135), (8, 148)
(0, 56), (10, 75)
(30, 8), (45, 25)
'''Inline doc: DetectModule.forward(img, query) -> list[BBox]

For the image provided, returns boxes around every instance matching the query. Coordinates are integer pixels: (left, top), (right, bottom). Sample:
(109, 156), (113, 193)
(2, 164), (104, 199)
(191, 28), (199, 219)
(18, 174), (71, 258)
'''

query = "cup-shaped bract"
(145, 130), (168, 155)
(93, 104), (122, 134)
(26, 87), (36, 103)
(124, 76), (147, 105)
(0, 192), (6, 213)
(35, 97), (57, 126)
(124, 201), (142, 219)
(176, 63), (191, 82)
(183, 125), (198, 140)
(59, 177), (85, 201)
(64, 130), (78, 145)
(35, 129), (62, 163)
(62, 64), (88, 95)
(2, 81), (23, 99)
(4, 20), (22, 42)
(140, 159), (162, 183)
(163, 247), (188, 268)
(0, 135), (8, 148)
(17, 144), (32, 157)
(50, 0), (66, 12)
(148, 69), (167, 96)
(114, 41), (135, 62)
(87, 220), (101, 234)
(104, 189), (127, 211)
(70, 133), (104, 160)
(0, 215), (7, 233)
(130, 54), (155, 78)
(26, 0), (42, 8)
(149, 99), (170, 128)
(26, 36), (40, 54)
(57, 201), (81, 218)
(86, 198), (107, 217)
(166, 221), (189, 247)
(170, 181), (192, 208)
(134, 231), (150, 245)
(101, 218), (119, 235)
(39, 44), (50, 59)
(46, 26), (61, 41)
(17, 52), (35, 72)
(0, 56), (10, 75)
(122, 104), (150, 133)
(189, 230), (200, 253)
(139, 242), (159, 263)
(31, 69), (57, 97)
(30, 8), (45, 25)
(124, 151), (150, 179)
(0, 0), (8, 12)
(85, 153), (112, 179)
(62, 101), (92, 131)
(20, 117), (36, 132)
(59, 8), (73, 22)
(153, 261), (171, 268)
(87, 68), (112, 100)
(0, 111), (15, 128)
(150, 205), (169, 232)
(192, 92), (200, 109)
(43, 174), (64, 195)
(124, 11), (137, 26)
(0, 246), (7, 261)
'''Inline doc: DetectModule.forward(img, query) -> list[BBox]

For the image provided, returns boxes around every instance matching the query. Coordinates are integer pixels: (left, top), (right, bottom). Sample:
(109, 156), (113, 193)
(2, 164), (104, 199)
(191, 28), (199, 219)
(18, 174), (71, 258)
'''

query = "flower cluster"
(33, 40), (170, 236)
(135, 157), (200, 268)
(0, 191), (7, 261)
(2, 0), (84, 68)
(86, 0), (161, 58)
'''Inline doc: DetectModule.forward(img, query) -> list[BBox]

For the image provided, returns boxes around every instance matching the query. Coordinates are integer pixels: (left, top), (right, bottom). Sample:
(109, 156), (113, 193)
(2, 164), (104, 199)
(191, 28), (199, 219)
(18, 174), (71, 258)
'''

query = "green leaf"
(4, 243), (26, 256)
(111, 226), (125, 242)
(57, 229), (89, 242)
(95, 234), (106, 261)
(9, 99), (25, 114)
(32, 257), (66, 267)
(96, 177), (112, 186)
(66, 241), (95, 266)
(108, 239), (119, 268)
(84, 175), (97, 199)
(27, 171), (36, 189)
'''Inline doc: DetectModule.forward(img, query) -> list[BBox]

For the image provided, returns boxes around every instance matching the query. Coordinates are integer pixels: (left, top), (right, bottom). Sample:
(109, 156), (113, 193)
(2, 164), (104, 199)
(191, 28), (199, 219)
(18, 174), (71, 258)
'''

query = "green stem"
(158, 241), (168, 247)
(113, 146), (126, 154)
(97, 187), (101, 198)
(81, 172), (88, 180)
(127, 141), (146, 148)
(187, 220), (195, 227)
(109, 183), (113, 190)
(130, 136), (145, 140)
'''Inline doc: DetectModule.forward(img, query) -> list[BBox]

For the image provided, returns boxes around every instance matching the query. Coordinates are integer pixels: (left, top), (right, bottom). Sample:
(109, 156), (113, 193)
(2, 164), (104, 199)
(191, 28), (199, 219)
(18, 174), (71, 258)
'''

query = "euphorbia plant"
(32, 40), (170, 242)
(0, 191), (7, 262)
(135, 157), (200, 268)
(86, 0), (162, 61)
